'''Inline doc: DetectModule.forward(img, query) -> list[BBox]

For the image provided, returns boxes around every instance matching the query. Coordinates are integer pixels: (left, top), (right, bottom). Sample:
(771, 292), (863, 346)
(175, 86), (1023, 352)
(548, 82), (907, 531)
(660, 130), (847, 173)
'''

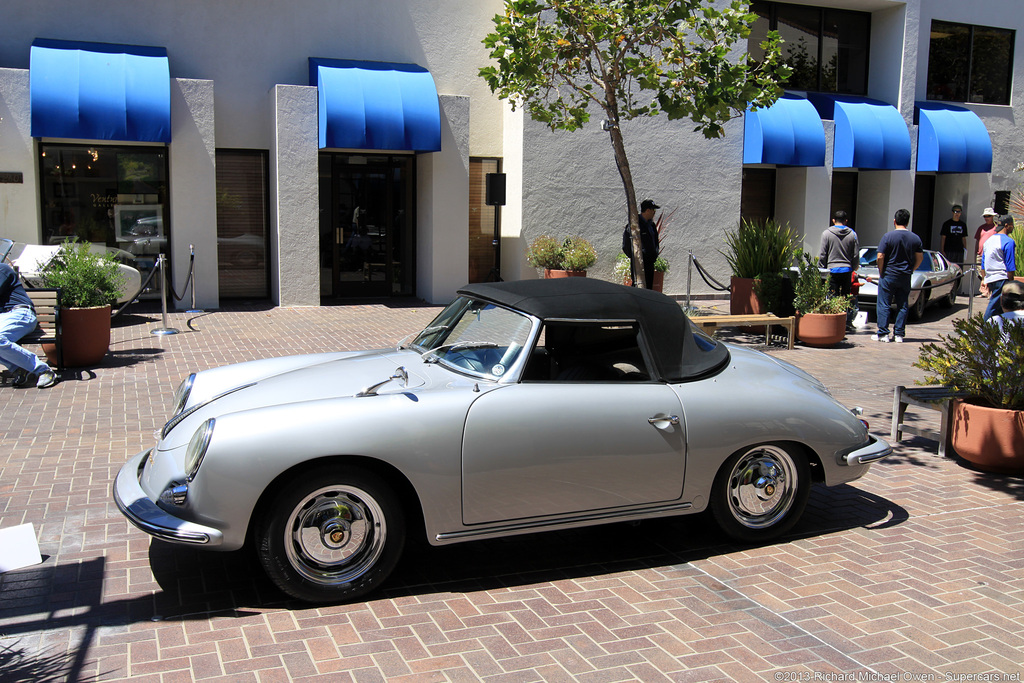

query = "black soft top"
(458, 278), (729, 382)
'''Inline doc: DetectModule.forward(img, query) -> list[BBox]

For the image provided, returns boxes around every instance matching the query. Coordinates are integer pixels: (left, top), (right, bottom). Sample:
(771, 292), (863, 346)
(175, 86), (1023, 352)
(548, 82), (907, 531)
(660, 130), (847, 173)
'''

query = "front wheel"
(710, 443), (810, 544)
(256, 465), (405, 603)
(909, 290), (928, 320)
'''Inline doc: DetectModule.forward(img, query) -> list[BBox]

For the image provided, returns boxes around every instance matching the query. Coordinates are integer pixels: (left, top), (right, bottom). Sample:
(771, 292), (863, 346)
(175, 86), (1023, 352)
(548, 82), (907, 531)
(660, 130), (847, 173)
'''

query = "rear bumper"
(113, 449), (223, 546)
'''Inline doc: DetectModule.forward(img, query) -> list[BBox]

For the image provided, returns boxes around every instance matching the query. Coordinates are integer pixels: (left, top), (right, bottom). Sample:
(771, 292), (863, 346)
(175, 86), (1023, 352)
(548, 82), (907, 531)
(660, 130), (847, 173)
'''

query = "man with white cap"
(975, 208), (999, 260)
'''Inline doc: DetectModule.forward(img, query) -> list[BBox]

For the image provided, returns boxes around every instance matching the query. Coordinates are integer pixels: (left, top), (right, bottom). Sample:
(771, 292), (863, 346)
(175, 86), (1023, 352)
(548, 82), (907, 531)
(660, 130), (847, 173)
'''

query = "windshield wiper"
(398, 325), (449, 351)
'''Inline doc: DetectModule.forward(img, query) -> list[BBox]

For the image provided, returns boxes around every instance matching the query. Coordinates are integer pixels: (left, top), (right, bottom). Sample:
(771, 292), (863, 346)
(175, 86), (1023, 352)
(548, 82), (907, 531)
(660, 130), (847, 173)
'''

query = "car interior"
(521, 322), (652, 382)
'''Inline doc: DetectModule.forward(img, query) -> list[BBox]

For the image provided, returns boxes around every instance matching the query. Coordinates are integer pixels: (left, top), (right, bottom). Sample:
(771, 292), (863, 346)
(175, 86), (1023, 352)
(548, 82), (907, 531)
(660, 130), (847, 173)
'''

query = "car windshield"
(408, 296), (535, 380)
(860, 247), (932, 272)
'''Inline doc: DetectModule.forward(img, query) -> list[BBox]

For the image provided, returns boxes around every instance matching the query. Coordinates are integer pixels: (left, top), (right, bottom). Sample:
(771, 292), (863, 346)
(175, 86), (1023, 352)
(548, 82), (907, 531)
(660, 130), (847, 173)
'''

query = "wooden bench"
(1, 289), (63, 382)
(690, 313), (796, 350)
(891, 385), (969, 458)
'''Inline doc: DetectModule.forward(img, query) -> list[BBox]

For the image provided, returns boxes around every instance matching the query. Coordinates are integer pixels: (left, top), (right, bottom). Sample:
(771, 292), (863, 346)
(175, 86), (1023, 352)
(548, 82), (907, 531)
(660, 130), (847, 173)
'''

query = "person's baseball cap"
(998, 215), (1014, 228)
(982, 207), (998, 217)
(640, 199), (660, 211)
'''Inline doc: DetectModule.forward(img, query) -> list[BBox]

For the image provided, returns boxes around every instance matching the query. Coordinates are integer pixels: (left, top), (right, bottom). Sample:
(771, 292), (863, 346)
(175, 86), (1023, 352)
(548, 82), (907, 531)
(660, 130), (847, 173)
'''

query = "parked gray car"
(857, 247), (962, 320)
(114, 278), (890, 603)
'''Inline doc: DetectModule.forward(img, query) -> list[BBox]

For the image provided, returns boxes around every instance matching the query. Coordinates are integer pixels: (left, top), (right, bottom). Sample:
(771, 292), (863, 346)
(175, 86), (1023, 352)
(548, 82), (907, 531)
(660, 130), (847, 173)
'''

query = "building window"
(749, 1), (869, 95)
(927, 20), (1014, 105)
(39, 143), (168, 286)
(740, 168), (776, 226)
(216, 150), (270, 299)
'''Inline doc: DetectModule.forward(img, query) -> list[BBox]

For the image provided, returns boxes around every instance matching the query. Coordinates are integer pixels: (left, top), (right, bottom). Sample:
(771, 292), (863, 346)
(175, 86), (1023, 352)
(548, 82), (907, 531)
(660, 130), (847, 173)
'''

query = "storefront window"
(927, 20), (1014, 105)
(39, 144), (169, 286)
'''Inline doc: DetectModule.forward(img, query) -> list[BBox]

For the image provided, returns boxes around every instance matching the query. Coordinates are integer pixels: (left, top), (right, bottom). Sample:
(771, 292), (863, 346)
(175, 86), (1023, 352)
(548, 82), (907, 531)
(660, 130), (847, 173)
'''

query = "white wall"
(0, 68), (38, 243)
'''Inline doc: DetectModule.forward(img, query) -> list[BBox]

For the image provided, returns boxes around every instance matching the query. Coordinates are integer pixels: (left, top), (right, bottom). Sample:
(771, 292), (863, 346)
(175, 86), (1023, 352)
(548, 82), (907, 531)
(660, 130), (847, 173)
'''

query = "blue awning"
(30, 38), (171, 143)
(743, 94), (825, 166)
(807, 94), (911, 170)
(309, 58), (441, 152)
(915, 102), (992, 173)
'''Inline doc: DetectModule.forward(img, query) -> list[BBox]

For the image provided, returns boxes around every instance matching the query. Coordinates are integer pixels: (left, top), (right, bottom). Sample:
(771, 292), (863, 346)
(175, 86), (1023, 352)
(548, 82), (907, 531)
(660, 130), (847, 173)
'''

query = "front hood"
(162, 349), (429, 445)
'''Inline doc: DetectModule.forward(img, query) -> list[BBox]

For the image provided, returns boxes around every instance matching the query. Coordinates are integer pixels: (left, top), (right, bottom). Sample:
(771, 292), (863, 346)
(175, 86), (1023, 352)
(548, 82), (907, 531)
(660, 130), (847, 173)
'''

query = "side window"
(521, 322), (651, 382)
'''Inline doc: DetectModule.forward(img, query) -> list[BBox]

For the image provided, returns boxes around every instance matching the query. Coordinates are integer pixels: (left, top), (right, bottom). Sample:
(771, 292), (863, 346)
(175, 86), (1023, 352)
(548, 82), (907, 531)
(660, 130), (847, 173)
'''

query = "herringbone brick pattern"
(1, 297), (1021, 682)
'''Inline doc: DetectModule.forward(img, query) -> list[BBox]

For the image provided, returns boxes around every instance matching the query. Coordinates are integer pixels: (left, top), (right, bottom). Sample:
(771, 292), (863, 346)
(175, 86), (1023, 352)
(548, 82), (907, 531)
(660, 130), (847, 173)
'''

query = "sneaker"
(872, 333), (890, 343)
(894, 336), (904, 343)
(10, 368), (30, 387)
(35, 368), (57, 389)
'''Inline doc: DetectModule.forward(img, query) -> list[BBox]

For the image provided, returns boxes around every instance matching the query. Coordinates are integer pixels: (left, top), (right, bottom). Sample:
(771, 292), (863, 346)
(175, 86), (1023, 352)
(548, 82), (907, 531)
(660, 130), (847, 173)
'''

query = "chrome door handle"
(648, 415), (680, 426)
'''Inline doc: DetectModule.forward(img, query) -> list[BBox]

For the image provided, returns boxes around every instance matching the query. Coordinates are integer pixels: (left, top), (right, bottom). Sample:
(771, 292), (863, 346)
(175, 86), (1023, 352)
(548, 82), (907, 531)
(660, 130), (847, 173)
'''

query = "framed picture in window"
(114, 204), (163, 241)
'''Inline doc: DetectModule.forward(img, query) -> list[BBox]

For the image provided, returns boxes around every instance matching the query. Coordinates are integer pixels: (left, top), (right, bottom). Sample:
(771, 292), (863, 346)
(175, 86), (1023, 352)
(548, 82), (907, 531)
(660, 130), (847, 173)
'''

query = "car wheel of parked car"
(256, 465), (405, 603)
(710, 443), (810, 544)
(913, 288), (929, 321)
(941, 285), (957, 308)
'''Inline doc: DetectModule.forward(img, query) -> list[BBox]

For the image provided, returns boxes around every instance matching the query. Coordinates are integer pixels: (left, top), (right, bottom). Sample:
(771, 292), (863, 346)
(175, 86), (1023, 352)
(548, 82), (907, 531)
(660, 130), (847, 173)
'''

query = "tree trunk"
(607, 124), (644, 289)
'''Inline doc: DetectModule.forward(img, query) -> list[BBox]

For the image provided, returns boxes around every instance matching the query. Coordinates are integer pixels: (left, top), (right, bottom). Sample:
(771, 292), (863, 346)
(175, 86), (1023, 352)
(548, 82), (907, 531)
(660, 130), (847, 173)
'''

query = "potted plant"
(39, 239), (126, 367)
(722, 219), (800, 315)
(915, 315), (1024, 473)
(792, 249), (851, 347)
(614, 253), (669, 291)
(527, 235), (596, 278)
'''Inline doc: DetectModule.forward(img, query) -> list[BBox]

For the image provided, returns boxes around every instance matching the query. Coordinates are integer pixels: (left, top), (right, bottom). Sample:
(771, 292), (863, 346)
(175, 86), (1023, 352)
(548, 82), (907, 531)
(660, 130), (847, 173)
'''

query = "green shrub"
(525, 235), (564, 270)
(40, 240), (125, 309)
(722, 219), (800, 279)
(792, 249), (851, 315)
(915, 314), (1024, 410)
(526, 234), (597, 272)
(560, 236), (597, 271)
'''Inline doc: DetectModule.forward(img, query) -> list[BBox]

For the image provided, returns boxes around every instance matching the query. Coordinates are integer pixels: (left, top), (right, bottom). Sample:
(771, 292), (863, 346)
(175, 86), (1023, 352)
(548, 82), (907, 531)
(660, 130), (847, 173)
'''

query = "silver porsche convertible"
(114, 278), (890, 603)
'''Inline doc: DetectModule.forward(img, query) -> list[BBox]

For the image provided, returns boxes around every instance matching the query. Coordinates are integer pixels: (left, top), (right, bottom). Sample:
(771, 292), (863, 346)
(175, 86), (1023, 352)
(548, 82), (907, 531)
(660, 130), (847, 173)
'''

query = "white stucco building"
(0, 0), (1021, 306)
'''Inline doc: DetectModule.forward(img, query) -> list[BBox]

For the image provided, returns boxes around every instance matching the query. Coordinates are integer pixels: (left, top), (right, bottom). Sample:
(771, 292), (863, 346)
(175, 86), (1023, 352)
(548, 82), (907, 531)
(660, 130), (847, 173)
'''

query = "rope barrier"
(690, 255), (732, 292)
(112, 248), (197, 318)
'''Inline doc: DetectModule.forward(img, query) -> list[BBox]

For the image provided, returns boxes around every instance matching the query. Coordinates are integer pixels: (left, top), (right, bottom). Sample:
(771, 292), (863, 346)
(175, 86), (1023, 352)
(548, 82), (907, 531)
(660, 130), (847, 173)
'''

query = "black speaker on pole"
(485, 173), (506, 206)
(994, 190), (1011, 215)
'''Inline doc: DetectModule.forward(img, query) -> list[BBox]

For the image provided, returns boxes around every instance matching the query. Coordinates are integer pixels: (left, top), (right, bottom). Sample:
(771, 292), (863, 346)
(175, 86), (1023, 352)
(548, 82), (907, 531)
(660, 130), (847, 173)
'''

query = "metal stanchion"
(685, 249), (693, 312)
(151, 253), (180, 336)
(186, 244), (203, 313)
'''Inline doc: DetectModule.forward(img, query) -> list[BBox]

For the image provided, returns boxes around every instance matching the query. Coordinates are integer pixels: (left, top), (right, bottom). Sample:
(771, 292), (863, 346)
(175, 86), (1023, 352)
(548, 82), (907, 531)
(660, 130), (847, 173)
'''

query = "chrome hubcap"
(727, 446), (798, 529)
(285, 485), (387, 586)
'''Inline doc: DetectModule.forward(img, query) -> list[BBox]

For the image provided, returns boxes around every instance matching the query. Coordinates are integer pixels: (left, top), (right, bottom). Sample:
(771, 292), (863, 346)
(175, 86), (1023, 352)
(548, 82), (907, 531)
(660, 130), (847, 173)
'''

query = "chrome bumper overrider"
(841, 435), (892, 466)
(113, 449), (223, 546)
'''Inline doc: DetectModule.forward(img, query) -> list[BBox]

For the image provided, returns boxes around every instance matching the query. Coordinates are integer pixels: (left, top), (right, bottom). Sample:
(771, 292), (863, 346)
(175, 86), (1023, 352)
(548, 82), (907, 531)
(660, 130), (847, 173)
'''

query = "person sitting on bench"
(1, 263), (57, 388)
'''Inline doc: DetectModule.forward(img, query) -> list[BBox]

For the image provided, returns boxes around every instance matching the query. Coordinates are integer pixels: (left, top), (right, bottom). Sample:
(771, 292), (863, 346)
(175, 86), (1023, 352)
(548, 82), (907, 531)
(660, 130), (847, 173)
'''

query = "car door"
(461, 382), (686, 525)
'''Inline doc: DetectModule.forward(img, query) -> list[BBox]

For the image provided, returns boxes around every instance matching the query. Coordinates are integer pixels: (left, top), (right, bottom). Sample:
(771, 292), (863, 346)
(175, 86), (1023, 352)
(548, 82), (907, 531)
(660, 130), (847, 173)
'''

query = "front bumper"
(113, 449), (223, 546)
(841, 435), (892, 466)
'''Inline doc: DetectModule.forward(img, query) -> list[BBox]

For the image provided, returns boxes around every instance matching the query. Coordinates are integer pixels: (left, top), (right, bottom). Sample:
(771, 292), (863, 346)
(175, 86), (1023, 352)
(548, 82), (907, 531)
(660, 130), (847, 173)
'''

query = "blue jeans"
(984, 279), (1008, 320)
(0, 307), (47, 373)
(876, 274), (912, 338)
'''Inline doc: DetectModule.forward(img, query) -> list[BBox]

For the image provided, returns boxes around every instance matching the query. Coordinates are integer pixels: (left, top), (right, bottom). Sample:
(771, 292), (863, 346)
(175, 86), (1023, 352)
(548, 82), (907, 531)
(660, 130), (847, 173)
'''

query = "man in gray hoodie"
(818, 210), (859, 297)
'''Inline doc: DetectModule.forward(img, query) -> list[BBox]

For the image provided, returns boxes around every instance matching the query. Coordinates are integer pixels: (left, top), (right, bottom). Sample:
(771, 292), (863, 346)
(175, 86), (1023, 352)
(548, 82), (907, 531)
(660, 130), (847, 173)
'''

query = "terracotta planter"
(729, 277), (763, 316)
(622, 271), (664, 291)
(950, 399), (1024, 474)
(795, 311), (847, 347)
(44, 304), (112, 368)
(544, 269), (587, 279)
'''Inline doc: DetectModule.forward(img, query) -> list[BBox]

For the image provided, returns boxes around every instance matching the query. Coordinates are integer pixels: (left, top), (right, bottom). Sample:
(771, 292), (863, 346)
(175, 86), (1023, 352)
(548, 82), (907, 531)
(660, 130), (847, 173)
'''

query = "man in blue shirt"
(871, 209), (923, 343)
(981, 216), (1017, 320)
(1, 263), (57, 388)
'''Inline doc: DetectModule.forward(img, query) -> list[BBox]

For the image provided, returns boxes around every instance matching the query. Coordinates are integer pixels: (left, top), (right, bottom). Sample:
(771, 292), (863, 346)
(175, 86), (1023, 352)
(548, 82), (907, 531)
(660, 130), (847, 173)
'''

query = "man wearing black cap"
(622, 199), (660, 289)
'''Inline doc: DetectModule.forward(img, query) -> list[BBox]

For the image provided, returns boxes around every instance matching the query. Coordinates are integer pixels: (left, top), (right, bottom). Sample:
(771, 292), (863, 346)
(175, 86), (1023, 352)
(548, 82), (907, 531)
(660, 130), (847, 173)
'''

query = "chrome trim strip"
(162, 382), (255, 438)
(436, 501), (693, 542)
(842, 435), (892, 466)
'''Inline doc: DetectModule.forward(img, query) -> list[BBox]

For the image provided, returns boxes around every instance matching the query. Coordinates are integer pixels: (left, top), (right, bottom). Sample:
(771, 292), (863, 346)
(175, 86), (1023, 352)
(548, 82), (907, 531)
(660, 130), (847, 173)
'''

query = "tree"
(480, 0), (790, 288)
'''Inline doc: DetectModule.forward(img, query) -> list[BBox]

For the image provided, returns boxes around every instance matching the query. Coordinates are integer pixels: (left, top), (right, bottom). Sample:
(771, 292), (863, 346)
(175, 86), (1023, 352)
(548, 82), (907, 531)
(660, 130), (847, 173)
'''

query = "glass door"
(319, 154), (415, 298)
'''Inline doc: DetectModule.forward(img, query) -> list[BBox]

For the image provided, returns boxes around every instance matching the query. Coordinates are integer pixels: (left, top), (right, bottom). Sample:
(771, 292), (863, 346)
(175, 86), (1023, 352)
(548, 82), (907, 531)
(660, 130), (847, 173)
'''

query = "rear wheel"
(711, 443), (810, 544)
(941, 284), (957, 308)
(256, 465), (405, 603)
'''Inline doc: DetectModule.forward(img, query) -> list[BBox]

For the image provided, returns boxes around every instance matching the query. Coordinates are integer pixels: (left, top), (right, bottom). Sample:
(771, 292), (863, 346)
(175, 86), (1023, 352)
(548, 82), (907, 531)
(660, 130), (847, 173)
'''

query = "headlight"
(172, 374), (195, 415)
(185, 418), (215, 482)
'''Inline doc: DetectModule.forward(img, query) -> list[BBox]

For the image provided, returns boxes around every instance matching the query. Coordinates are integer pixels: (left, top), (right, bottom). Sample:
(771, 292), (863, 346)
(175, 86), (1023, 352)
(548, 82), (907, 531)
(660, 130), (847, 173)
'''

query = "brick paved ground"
(1, 294), (1022, 682)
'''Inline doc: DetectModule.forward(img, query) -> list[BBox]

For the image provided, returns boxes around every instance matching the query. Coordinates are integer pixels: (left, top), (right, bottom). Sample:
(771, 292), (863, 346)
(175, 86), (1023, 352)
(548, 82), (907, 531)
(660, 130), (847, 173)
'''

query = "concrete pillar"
(0, 68), (39, 244)
(169, 78), (218, 310)
(271, 84), (319, 307)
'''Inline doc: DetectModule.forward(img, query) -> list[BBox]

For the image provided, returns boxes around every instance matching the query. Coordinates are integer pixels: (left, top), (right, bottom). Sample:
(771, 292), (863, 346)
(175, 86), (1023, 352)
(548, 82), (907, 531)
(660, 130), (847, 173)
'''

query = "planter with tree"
(722, 219), (800, 316)
(39, 240), (125, 368)
(527, 235), (597, 278)
(792, 249), (851, 347)
(480, 1), (789, 290)
(915, 314), (1024, 474)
